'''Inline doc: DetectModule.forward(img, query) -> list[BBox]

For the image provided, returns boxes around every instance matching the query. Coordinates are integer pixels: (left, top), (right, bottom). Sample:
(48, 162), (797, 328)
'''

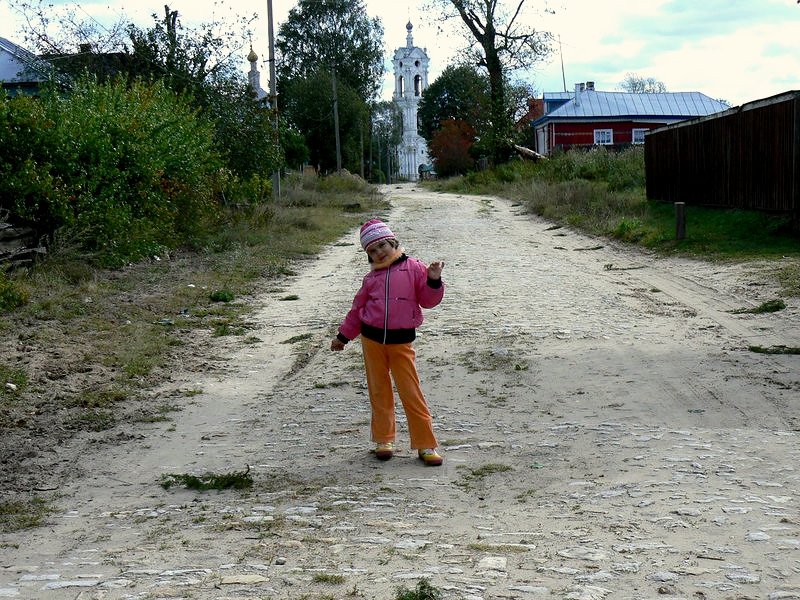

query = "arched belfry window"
(414, 75), (421, 96)
(398, 76), (405, 97)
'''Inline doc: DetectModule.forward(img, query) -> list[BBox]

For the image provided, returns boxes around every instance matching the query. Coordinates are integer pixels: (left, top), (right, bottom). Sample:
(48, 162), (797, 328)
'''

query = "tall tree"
(282, 71), (368, 173)
(417, 63), (491, 143)
(276, 0), (385, 102)
(276, 0), (384, 174)
(370, 100), (402, 182)
(619, 73), (668, 94)
(429, 0), (552, 164)
(429, 119), (476, 177)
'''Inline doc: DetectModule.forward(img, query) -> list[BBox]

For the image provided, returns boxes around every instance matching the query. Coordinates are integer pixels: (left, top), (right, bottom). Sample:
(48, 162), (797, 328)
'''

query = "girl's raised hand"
(428, 261), (444, 280)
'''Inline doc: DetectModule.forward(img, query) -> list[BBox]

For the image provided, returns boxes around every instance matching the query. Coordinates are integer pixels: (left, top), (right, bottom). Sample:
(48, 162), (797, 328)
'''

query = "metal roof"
(0, 36), (53, 83)
(538, 90), (729, 122)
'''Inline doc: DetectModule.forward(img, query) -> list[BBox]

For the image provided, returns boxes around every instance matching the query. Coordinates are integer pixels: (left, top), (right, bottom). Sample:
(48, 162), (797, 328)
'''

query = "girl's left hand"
(428, 261), (444, 280)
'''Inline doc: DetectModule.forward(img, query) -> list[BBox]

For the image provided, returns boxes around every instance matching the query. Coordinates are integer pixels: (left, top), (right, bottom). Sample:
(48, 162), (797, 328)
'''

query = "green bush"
(0, 273), (29, 313)
(1, 78), (222, 266)
(395, 579), (443, 600)
(535, 146), (645, 191)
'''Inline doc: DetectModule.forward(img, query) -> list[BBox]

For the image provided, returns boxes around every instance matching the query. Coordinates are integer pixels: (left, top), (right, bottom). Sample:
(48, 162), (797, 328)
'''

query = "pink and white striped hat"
(360, 219), (396, 250)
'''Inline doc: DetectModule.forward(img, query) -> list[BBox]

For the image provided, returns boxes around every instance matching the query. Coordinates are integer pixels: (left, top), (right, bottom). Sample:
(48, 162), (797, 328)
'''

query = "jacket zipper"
(382, 265), (390, 344)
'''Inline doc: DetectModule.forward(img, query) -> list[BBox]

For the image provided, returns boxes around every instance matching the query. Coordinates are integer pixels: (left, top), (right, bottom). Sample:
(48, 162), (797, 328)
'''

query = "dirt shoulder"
(1, 184), (799, 599)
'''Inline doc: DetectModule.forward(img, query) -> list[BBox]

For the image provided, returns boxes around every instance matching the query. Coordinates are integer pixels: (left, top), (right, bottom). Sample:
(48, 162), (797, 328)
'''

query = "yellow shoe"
(375, 442), (394, 461)
(418, 448), (443, 466)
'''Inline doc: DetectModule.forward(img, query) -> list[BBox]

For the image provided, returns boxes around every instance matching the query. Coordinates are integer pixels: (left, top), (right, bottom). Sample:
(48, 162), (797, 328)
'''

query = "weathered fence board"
(645, 91), (800, 227)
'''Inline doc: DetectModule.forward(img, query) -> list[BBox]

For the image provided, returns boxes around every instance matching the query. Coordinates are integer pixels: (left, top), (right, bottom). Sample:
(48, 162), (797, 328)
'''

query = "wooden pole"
(267, 0), (280, 199)
(675, 202), (686, 240)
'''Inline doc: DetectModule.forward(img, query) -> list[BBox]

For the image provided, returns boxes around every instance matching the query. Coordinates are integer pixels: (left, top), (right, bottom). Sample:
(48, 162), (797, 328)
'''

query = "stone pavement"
(1, 185), (798, 599)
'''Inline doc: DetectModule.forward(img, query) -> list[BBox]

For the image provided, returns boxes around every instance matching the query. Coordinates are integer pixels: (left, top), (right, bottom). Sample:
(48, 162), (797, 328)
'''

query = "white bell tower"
(392, 21), (429, 181)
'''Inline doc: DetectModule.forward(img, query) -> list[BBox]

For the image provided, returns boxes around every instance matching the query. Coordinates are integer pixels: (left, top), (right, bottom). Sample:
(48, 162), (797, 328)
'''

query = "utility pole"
(267, 0), (280, 199)
(332, 68), (342, 174)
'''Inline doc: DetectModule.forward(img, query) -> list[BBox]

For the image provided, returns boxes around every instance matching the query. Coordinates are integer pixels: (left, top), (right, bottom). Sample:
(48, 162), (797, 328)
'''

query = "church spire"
(406, 21), (414, 48)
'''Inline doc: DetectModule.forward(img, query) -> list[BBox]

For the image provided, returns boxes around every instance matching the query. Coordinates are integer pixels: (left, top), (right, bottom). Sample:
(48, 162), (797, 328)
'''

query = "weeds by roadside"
(0, 497), (51, 533)
(0, 173), (386, 522)
(395, 578), (443, 600)
(729, 299), (787, 314)
(426, 147), (800, 278)
(159, 466), (253, 491)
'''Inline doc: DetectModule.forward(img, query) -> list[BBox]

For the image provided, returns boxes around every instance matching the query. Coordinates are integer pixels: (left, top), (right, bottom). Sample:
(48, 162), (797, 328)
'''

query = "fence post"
(675, 202), (686, 240)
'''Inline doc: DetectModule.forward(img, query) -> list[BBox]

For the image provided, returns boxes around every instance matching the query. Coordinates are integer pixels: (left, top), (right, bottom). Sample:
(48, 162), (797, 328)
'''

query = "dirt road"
(2, 184), (799, 599)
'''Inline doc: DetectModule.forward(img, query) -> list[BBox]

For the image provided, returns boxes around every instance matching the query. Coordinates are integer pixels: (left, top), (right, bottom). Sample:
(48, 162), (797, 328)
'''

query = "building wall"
(546, 121), (669, 151)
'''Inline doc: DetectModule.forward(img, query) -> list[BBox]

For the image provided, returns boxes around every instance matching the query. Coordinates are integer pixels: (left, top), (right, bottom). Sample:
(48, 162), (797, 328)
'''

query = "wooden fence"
(645, 91), (800, 228)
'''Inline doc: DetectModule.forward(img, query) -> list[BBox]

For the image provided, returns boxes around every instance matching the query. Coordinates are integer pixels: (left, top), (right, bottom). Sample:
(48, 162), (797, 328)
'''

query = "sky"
(2, 0), (800, 107)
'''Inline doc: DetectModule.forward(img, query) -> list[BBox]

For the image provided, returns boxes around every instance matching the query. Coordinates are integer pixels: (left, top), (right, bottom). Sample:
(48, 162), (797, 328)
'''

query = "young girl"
(330, 219), (445, 466)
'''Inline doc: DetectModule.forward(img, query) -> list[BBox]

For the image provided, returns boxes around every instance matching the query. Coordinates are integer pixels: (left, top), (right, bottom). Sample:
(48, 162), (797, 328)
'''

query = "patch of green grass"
(468, 542), (532, 553)
(212, 321), (247, 336)
(749, 345), (800, 355)
(159, 466), (253, 491)
(0, 497), (51, 532)
(395, 578), (443, 600)
(455, 463), (513, 491)
(67, 386), (129, 408)
(137, 403), (182, 423)
(730, 299), (786, 314)
(0, 273), (29, 312)
(282, 333), (313, 344)
(313, 573), (346, 584)
(280, 294), (300, 301)
(0, 364), (27, 395)
(776, 263), (800, 296)
(73, 409), (116, 432)
(209, 289), (235, 302)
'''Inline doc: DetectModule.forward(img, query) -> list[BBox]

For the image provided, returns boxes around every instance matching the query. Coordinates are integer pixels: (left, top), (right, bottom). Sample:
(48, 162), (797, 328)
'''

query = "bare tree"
(619, 72), (668, 94)
(428, 0), (553, 163)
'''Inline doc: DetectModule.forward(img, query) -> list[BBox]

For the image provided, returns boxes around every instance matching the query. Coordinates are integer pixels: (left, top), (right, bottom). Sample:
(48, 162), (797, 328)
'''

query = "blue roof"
(0, 36), (53, 84)
(537, 90), (729, 122)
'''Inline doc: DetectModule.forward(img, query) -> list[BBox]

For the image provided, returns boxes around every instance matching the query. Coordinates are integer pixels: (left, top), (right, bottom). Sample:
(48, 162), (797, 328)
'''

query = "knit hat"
(360, 219), (395, 250)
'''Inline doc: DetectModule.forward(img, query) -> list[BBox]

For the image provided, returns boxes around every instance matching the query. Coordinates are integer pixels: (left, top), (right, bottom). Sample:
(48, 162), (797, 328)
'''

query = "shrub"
(0, 272), (29, 313)
(429, 119), (476, 177)
(534, 146), (645, 191)
(1, 78), (222, 266)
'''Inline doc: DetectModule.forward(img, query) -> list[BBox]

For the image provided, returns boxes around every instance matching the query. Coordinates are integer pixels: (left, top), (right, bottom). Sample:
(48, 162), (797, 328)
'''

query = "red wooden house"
(531, 82), (729, 155)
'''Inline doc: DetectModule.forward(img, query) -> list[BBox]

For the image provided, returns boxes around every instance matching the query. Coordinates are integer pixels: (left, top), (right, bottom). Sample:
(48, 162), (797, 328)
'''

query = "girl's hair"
(366, 238), (399, 263)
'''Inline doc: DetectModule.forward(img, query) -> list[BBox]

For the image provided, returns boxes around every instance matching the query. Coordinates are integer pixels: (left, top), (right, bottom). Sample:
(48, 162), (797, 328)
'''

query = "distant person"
(330, 219), (445, 466)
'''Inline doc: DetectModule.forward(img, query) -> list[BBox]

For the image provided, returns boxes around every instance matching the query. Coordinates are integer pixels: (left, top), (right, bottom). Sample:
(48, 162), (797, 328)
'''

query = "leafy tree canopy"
(426, 0), (553, 164)
(417, 63), (490, 143)
(282, 71), (368, 173)
(276, 0), (385, 102)
(429, 119), (476, 177)
(7, 1), (281, 179)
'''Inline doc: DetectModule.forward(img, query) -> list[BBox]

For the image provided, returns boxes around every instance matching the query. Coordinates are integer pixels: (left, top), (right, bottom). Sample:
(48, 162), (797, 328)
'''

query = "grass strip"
(730, 299), (786, 314)
(748, 345), (800, 355)
(159, 466), (253, 491)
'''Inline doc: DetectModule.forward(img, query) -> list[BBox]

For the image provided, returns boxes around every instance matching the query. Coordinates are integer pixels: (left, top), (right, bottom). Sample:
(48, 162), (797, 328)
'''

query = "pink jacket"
(338, 255), (444, 344)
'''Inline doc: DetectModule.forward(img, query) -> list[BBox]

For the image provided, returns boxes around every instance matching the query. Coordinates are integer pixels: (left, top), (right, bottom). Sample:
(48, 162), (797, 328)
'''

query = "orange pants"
(361, 336), (438, 449)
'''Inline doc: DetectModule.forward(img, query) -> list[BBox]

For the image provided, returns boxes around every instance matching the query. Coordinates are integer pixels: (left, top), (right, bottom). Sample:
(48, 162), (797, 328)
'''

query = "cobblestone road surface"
(2, 185), (799, 600)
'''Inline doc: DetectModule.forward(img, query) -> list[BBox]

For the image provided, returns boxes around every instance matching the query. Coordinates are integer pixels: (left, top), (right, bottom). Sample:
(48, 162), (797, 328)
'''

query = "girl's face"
(366, 239), (395, 263)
